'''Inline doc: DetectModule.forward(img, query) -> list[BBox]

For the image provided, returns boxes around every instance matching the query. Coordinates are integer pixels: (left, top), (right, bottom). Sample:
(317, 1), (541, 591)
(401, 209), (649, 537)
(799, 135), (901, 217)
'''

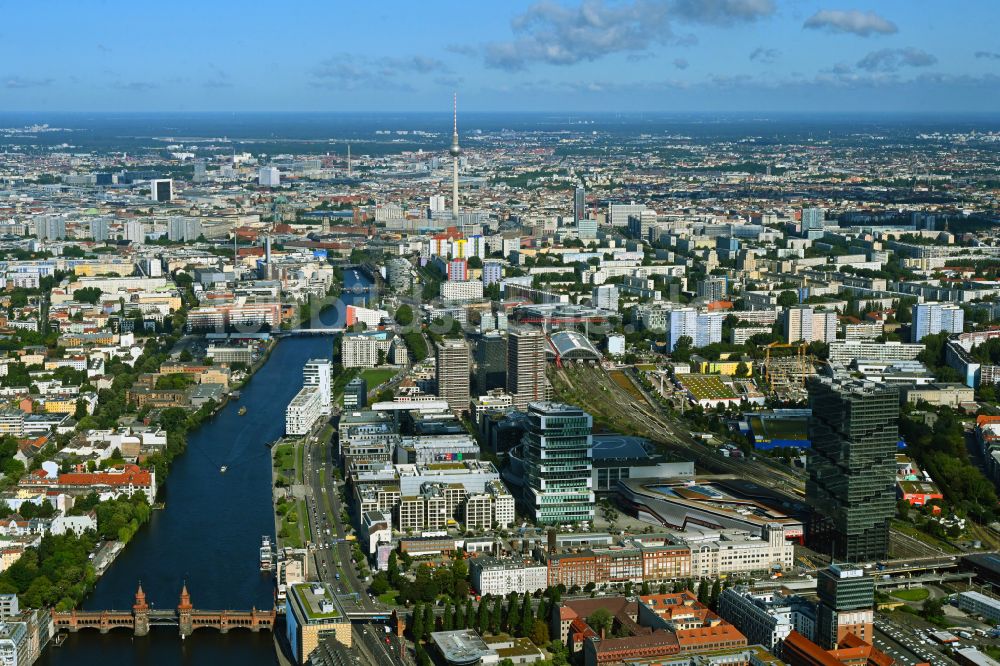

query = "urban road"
(301, 422), (379, 613)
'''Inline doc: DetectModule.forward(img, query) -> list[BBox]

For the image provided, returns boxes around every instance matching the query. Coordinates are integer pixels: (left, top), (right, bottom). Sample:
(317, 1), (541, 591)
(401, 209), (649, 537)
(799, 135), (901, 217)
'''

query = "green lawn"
(378, 591), (399, 605)
(891, 588), (930, 602)
(361, 368), (396, 389)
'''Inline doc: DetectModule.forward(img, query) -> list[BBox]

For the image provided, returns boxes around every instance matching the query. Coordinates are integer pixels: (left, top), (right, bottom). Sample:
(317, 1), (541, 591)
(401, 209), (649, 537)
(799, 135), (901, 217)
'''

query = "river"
(40, 269), (374, 665)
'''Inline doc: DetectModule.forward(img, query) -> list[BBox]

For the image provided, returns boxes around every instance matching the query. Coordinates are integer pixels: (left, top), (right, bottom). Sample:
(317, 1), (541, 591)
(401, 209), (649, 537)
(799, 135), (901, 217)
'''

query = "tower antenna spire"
(449, 93), (462, 220)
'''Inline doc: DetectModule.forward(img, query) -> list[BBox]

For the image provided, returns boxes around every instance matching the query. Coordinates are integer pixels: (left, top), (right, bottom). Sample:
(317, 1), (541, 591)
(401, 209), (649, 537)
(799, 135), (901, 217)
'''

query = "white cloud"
(803, 9), (897, 37)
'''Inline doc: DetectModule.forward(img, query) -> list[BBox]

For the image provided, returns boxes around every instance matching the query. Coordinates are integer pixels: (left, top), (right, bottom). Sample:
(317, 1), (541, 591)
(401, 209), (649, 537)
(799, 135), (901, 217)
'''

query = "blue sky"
(0, 0), (998, 112)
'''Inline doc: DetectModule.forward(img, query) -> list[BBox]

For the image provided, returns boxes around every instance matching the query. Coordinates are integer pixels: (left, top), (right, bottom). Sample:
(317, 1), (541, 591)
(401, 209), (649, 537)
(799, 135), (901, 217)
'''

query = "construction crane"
(763, 342), (809, 392)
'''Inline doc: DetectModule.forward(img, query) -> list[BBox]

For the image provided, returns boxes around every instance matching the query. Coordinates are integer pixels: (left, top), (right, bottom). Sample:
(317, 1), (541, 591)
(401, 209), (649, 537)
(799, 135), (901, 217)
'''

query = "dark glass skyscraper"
(574, 184), (586, 222)
(473, 332), (506, 393)
(806, 376), (898, 562)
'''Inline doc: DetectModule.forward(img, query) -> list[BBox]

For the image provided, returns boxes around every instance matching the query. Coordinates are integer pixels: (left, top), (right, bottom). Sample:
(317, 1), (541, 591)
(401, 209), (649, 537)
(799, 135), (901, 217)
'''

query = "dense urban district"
(0, 113), (998, 666)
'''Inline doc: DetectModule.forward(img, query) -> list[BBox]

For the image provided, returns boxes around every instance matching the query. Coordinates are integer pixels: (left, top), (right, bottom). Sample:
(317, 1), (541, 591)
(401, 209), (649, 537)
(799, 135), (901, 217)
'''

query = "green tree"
(477, 597), (491, 635)
(588, 608), (613, 637)
(490, 597), (503, 635)
(442, 601), (453, 631)
(422, 603), (434, 640)
(709, 578), (722, 610)
(519, 592), (534, 637)
(777, 290), (798, 308)
(530, 619), (549, 646)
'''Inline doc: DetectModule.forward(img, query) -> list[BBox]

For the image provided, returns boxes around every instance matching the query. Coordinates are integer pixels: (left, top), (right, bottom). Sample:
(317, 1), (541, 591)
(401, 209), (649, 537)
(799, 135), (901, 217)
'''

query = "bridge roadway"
(51, 584), (276, 638)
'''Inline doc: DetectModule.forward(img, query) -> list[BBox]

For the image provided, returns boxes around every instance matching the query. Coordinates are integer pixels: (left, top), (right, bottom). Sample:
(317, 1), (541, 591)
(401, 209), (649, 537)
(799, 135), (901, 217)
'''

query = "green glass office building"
(806, 377), (898, 562)
(522, 402), (595, 525)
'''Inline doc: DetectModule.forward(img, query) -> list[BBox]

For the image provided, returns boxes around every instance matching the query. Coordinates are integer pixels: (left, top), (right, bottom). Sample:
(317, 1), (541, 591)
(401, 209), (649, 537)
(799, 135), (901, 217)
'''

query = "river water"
(39, 270), (374, 665)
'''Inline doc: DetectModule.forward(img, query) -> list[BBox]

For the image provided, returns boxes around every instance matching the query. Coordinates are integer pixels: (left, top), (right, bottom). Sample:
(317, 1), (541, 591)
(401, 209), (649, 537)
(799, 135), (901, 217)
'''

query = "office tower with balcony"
(522, 402), (594, 525)
(806, 376), (898, 562)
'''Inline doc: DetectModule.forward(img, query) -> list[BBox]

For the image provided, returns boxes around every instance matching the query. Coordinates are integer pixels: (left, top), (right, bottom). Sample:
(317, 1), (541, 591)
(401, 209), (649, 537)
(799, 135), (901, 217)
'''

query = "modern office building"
(816, 564), (874, 649)
(507, 326), (547, 410)
(149, 178), (173, 202)
(577, 217), (598, 240)
(285, 582), (351, 665)
(913, 302), (965, 342)
(474, 332), (507, 393)
(806, 377), (898, 562)
(667, 309), (724, 351)
(258, 166), (281, 187)
(521, 402), (595, 525)
(436, 338), (470, 414)
(574, 184), (586, 222)
(303, 358), (332, 416)
(343, 377), (367, 410)
(386, 257), (413, 292)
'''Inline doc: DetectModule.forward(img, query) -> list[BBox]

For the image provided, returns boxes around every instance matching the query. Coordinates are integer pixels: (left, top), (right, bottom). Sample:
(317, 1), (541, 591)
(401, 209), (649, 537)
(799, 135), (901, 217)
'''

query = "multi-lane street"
(300, 424), (378, 612)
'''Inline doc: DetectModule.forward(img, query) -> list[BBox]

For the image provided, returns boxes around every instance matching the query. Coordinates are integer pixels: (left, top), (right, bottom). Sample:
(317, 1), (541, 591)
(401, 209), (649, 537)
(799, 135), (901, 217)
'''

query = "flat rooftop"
(289, 583), (344, 623)
(592, 435), (653, 461)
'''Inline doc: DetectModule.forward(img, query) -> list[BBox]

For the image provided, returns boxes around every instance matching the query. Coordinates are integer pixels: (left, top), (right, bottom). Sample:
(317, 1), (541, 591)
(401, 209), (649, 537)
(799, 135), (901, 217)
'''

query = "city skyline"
(1, 0), (998, 113)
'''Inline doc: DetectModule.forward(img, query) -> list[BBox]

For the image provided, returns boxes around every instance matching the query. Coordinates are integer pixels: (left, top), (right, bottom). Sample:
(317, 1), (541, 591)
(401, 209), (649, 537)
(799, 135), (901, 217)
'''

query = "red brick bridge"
(52, 584), (276, 637)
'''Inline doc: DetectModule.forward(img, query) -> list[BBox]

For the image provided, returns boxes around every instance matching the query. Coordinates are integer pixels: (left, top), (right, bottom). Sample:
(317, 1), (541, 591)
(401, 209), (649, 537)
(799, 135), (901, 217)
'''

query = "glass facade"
(807, 377), (898, 562)
(522, 402), (595, 524)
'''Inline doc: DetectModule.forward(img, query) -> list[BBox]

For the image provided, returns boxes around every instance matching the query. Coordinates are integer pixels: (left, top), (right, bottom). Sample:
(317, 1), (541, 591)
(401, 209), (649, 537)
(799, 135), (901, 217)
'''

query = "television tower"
(449, 93), (461, 220)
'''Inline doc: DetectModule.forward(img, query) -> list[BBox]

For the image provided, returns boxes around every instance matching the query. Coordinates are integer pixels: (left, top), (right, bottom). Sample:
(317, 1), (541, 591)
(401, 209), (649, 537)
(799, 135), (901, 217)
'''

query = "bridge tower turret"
(178, 582), (193, 638)
(132, 583), (150, 636)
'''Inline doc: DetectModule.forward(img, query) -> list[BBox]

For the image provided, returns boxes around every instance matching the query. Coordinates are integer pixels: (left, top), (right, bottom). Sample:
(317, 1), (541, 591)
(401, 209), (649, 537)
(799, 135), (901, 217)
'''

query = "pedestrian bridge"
(51, 584), (276, 638)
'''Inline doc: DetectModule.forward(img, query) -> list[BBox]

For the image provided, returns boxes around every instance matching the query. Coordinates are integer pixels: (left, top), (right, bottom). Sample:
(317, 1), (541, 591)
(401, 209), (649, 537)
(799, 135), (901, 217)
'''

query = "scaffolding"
(763, 342), (809, 392)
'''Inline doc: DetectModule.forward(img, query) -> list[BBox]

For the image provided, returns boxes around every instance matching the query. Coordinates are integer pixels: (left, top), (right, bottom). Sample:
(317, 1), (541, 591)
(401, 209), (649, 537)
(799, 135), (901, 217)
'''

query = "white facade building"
(259, 166), (281, 187)
(470, 557), (549, 596)
(286, 386), (322, 436)
(303, 358), (332, 416)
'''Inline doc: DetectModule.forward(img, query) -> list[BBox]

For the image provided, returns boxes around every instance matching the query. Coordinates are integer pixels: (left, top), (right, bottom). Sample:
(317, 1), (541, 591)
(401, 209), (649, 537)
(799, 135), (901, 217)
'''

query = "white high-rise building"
(286, 386), (322, 436)
(608, 202), (649, 228)
(34, 216), (66, 240)
(592, 284), (619, 312)
(124, 220), (145, 243)
(913, 302), (964, 342)
(258, 166), (281, 187)
(429, 195), (446, 213)
(667, 309), (723, 351)
(303, 359), (332, 416)
(89, 218), (110, 242)
(784, 306), (838, 344)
